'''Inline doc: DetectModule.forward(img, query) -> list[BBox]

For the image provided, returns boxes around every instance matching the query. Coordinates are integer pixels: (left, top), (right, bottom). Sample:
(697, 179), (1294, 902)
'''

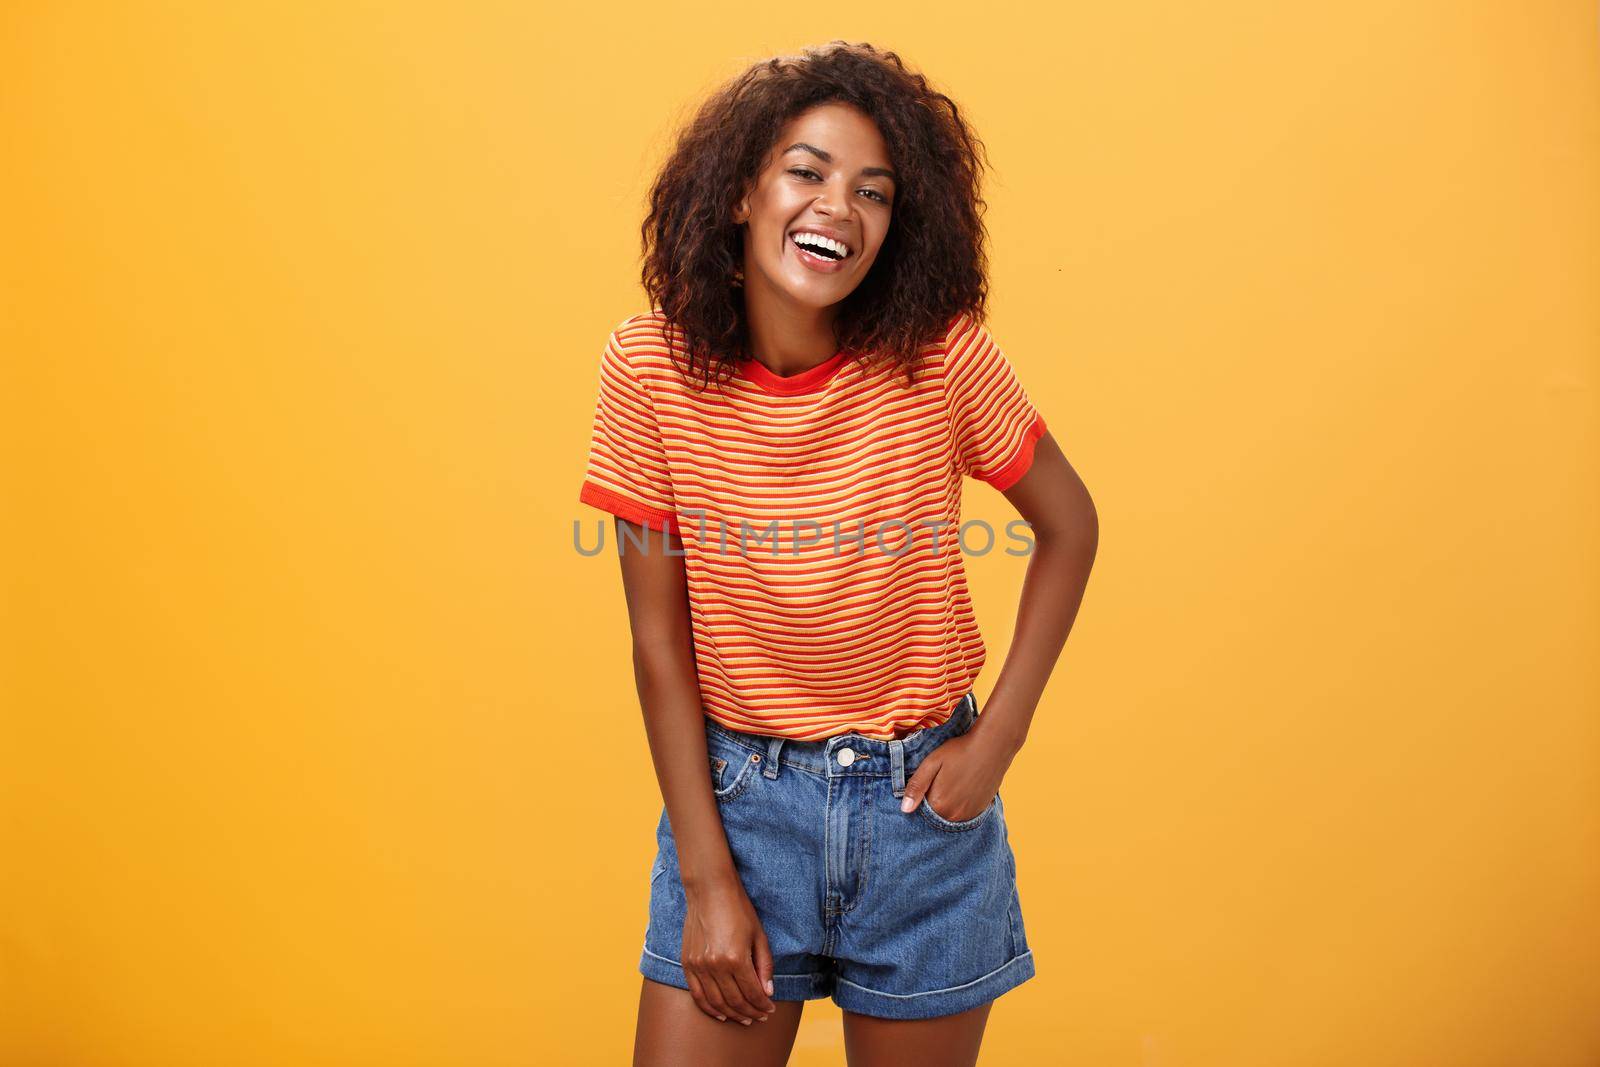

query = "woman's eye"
(788, 168), (889, 205)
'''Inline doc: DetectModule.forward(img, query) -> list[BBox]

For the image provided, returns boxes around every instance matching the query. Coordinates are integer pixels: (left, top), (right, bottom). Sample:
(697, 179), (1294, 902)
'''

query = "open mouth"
(789, 231), (852, 263)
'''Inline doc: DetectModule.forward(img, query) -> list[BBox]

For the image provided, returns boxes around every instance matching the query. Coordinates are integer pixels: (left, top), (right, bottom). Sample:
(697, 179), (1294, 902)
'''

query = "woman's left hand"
(898, 730), (1014, 822)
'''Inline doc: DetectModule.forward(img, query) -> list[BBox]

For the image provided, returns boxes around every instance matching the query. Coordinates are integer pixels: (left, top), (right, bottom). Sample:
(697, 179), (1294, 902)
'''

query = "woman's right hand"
(680, 872), (778, 1024)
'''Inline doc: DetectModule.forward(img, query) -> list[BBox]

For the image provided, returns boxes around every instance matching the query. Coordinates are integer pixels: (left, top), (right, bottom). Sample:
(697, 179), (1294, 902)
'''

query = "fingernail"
(741, 1019), (752, 1026)
(765, 979), (774, 995)
(901, 796), (915, 812)
(716, 1015), (726, 1022)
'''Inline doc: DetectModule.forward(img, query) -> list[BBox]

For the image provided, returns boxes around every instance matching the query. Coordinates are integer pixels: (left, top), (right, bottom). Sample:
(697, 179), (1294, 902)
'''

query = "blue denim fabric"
(639, 690), (1035, 1020)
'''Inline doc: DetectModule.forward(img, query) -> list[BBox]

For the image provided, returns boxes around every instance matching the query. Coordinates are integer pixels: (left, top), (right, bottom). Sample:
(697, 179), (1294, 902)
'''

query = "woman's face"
(732, 102), (896, 312)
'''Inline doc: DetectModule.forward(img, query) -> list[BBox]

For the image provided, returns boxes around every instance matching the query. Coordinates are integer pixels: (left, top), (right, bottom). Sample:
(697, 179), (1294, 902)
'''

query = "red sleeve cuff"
(579, 480), (679, 534)
(984, 413), (1048, 491)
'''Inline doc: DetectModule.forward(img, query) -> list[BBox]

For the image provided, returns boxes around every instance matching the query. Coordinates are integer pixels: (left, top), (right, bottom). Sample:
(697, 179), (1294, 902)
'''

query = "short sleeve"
(577, 329), (679, 533)
(943, 314), (1049, 491)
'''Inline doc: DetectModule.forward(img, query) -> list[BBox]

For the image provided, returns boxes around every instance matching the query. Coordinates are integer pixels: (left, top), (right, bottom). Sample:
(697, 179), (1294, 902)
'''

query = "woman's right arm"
(613, 517), (778, 1026)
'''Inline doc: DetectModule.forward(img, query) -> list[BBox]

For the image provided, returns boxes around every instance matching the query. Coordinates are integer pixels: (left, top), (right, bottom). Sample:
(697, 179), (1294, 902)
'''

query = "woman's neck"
(742, 292), (841, 376)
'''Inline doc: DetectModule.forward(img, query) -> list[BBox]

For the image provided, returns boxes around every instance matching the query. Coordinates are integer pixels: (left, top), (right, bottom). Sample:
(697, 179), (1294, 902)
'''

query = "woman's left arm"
(969, 429), (1098, 756)
(898, 430), (1097, 817)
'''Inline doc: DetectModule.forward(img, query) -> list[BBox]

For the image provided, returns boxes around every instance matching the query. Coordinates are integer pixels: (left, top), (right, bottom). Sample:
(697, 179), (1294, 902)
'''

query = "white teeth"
(791, 231), (850, 259)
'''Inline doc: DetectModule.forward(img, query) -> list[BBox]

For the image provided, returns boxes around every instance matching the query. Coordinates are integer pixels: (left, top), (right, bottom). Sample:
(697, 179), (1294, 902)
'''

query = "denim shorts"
(639, 690), (1036, 1020)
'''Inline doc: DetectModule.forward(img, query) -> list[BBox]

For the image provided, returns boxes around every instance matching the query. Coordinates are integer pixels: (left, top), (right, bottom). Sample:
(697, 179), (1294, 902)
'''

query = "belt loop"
(889, 737), (906, 797)
(764, 736), (785, 778)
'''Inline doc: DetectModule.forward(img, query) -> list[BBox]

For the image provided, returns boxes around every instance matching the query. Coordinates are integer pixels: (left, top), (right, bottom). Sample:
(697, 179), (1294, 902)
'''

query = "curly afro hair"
(640, 41), (994, 391)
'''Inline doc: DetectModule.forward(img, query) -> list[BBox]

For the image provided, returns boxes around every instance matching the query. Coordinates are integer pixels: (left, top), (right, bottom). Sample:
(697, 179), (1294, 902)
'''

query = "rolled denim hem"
(638, 944), (835, 1003)
(831, 950), (1036, 1020)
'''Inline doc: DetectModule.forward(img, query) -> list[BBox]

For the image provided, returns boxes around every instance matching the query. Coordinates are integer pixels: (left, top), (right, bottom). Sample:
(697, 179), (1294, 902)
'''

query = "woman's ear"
(731, 180), (753, 225)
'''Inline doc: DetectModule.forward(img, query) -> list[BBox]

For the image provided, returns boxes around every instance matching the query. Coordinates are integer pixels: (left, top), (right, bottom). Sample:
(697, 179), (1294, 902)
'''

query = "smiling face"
(731, 102), (896, 312)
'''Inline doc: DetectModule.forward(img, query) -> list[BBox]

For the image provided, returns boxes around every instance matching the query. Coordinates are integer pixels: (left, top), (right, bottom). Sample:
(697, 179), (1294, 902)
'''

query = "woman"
(578, 41), (1098, 1066)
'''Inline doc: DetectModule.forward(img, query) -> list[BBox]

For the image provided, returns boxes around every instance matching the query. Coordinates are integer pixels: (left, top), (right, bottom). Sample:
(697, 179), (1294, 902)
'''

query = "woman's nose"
(815, 180), (854, 220)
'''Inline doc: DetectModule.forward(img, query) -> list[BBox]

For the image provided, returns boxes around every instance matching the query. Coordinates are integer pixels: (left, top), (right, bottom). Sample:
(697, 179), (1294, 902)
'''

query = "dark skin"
(624, 100), (1099, 1065)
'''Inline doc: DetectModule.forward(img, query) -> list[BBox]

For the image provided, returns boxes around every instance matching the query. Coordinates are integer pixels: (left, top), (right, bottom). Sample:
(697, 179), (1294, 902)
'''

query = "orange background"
(3, 3), (1597, 1064)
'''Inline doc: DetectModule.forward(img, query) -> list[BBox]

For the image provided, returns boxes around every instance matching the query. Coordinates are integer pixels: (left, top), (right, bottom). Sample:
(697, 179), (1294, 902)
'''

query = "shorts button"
(836, 747), (856, 767)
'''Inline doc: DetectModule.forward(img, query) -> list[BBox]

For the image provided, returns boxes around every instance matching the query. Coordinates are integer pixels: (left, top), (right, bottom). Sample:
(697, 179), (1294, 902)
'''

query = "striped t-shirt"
(578, 309), (1048, 741)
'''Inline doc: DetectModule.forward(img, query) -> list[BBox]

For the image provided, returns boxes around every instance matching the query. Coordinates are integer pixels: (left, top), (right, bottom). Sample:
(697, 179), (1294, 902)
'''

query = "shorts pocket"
(708, 747), (761, 802)
(917, 790), (1000, 832)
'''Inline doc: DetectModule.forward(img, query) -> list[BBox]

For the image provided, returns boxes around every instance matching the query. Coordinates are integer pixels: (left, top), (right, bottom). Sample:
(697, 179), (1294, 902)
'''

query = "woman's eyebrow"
(783, 142), (897, 182)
